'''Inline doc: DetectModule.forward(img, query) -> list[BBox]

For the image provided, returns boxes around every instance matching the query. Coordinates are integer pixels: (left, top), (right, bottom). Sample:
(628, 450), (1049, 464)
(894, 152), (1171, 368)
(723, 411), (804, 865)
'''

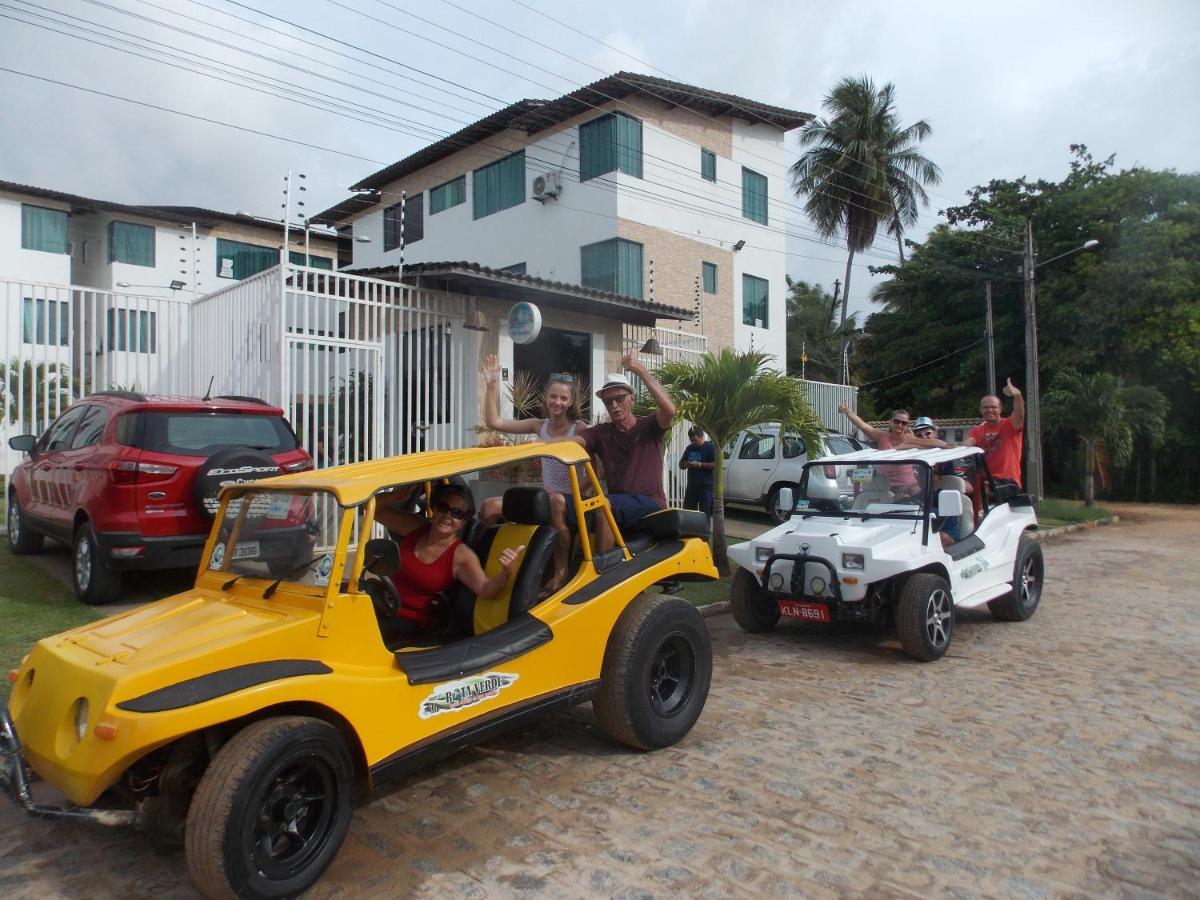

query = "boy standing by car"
(679, 426), (716, 517)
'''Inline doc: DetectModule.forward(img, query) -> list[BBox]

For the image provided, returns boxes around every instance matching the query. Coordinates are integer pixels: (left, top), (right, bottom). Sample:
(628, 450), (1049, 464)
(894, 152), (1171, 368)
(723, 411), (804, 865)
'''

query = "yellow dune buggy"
(1, 441), (717, 899)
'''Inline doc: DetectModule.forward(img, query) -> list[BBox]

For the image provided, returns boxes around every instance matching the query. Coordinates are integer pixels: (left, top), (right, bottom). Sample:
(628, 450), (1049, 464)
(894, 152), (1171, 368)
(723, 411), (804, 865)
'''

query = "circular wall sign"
(508, 302), (543, 345)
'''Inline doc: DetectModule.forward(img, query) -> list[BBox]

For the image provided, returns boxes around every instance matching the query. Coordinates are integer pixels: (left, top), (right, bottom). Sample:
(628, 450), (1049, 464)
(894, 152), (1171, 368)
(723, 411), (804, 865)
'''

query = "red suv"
(6, 392), (311, 604)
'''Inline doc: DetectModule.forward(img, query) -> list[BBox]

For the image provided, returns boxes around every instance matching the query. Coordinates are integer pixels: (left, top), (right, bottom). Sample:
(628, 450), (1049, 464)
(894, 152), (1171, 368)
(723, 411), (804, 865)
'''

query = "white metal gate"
(622, 324), (708, 507)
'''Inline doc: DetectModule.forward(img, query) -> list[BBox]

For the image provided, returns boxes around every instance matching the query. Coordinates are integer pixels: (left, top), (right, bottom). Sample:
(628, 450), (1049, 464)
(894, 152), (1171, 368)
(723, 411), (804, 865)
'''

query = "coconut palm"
(1042, 369), (1167, 506)
(789, 76), (941, 377)
(653, 349), (824, 575)
(785, 277), (858, 382)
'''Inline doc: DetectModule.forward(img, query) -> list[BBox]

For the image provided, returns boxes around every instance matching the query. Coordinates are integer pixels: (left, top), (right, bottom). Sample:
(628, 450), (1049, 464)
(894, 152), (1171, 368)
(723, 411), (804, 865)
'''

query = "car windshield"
(794, 460), (932, 520)
(207, 488), (345, 587)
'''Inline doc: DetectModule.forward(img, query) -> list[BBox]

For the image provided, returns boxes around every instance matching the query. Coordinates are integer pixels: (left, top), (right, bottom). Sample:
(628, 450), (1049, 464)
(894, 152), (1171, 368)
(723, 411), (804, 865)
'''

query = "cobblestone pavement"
(2, 505), (1197, 898)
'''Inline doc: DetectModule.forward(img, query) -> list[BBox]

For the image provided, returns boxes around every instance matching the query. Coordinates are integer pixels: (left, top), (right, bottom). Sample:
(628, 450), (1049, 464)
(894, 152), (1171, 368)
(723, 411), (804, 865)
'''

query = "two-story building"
(313, 72), (810, 370)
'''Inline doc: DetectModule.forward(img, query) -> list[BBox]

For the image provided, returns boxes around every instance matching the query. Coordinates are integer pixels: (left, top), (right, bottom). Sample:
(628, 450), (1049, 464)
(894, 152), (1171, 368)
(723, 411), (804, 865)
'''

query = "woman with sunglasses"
(481, 355), (587, 590)
(376, 483), (524, 641)
(838, 404), (944, 499)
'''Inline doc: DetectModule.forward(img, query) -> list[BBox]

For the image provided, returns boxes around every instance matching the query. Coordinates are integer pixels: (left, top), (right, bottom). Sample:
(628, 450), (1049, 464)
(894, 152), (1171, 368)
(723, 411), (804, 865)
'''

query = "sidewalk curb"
(696, 515), (1120, 618)
(1029, 515), (1119, 542)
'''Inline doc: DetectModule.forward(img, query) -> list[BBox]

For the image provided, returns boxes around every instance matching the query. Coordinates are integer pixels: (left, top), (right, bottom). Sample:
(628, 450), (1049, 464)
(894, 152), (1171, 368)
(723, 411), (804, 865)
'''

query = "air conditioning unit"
(532, 171), (561, 201)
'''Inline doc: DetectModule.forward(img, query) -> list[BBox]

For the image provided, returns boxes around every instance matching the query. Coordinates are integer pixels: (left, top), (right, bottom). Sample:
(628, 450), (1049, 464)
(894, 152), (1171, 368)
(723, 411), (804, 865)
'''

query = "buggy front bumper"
(761, 551), (845, 607)
(0, 706), (135, 825)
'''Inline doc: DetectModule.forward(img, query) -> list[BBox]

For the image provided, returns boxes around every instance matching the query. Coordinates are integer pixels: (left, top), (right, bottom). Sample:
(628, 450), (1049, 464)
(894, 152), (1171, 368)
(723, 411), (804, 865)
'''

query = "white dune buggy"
(727, 447), (1044, 661)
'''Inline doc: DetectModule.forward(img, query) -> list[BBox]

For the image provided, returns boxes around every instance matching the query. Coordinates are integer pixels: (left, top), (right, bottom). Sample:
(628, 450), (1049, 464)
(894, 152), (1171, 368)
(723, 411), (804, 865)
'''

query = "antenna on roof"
(201, 375), (215, 401)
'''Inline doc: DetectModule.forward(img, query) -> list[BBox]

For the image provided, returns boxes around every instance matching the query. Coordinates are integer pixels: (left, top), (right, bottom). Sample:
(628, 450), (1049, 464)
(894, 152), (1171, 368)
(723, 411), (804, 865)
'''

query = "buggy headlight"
(755, 545), (773, 563)
(768, 573), (785, 590)
(809, 576), (827, 595)
(842, 553), (865, 570)
(73, 698), (90, 742)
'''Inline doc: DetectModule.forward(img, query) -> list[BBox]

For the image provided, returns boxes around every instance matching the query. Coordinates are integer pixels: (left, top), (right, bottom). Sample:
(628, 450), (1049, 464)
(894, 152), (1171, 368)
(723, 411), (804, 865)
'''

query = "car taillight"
(110, 460), (178, 484)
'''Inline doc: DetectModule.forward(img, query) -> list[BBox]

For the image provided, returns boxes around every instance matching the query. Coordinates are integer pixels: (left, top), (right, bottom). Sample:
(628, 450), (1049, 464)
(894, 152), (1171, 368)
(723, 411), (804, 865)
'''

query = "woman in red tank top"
(375, 485), (525, 637)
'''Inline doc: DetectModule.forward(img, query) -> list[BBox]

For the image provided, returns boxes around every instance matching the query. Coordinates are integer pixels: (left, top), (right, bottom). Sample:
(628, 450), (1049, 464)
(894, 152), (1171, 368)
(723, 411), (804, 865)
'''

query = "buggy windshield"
(794, 460), (932, 520)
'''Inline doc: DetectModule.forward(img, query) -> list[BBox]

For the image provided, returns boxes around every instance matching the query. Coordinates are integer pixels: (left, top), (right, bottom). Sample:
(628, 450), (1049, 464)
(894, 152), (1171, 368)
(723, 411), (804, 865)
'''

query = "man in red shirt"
(966, 378), (1025, 489)
(574, 352), (676, 550)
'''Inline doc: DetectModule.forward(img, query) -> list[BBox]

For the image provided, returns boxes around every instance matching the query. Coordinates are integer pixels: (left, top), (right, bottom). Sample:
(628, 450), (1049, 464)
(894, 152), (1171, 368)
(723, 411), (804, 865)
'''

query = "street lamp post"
(1023, 220), (1099, 500)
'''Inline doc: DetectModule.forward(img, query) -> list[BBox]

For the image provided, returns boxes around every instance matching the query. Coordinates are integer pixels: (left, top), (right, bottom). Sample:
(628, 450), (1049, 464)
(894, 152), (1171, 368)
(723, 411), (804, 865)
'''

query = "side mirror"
(776, 487), (793, 519)
(362, 538), (401, 577)
(8, 434), (35, 453)
(937, 490), (964, 518)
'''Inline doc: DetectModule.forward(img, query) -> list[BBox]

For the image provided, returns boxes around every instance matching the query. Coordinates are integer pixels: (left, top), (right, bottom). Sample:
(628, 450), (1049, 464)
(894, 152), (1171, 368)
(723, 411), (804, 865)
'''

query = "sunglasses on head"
(433, 499), (469, 520)
(548, 372), (575, 384)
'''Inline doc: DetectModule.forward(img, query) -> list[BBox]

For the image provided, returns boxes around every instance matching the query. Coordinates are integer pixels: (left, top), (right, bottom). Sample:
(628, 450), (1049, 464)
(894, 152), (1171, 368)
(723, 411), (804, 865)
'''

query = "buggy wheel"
(186, 716), (354, 900)
(73, 524), (121, 605)
(989, 538), (1044, 621)
(730, 568), (780, 633)
(896, 573), (954, 661)
(594, 595), (712, 751)
(7, 494), (44, 555)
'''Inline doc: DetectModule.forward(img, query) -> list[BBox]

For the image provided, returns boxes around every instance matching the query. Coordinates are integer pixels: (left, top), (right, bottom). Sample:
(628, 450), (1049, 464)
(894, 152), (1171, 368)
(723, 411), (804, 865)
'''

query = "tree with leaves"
(1042, 369), (1167, 506)
(652, 349), (824, 575)
(784, 278), (859, 382)
(790, 76), (942, 379)
(0, 359), (75, 434)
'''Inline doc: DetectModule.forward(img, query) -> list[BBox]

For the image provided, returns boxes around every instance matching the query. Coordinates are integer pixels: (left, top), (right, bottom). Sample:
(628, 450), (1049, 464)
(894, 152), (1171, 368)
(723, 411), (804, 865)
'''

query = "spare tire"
(193, 447), (283, 517)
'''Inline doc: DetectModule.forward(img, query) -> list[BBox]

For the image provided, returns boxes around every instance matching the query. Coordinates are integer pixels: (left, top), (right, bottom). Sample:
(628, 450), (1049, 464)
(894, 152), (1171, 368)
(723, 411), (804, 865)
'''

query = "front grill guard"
(761, 552), (844, 605)
(0, 706), (135, 825)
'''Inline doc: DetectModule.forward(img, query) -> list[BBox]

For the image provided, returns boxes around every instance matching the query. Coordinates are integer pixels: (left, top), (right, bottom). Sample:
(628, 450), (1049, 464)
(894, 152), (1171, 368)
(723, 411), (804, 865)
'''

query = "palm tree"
(1043, 369), (1167, 506)
(785, 277), (858, 382)
(653, 349), (824, 575)
(789, 76), (941, 378)
(0, 358), (75, 434)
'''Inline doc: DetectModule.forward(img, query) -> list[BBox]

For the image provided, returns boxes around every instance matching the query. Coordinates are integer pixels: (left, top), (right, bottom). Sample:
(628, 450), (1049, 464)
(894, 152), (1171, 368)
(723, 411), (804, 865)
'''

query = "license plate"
(778, 600), (831, 623)
(232, 541), (260, 560)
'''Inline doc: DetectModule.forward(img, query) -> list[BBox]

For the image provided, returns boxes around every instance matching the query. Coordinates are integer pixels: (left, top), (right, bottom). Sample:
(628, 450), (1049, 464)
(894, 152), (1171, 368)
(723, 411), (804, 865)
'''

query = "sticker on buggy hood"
(419, 672), (519, 719)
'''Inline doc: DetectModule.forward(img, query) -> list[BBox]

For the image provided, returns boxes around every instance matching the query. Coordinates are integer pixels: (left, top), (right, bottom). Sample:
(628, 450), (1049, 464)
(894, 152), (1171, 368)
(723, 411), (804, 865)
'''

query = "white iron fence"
(1, 267), (467, 480)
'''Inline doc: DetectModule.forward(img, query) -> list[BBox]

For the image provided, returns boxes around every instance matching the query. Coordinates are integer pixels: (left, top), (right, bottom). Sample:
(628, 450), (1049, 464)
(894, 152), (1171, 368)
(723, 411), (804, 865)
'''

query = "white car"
(727, 447), (1044, 661)
(723, 426), (862, 524)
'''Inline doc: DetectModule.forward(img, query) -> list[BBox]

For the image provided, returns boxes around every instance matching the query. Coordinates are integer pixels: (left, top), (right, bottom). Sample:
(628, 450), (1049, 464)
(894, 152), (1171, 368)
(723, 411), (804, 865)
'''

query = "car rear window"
(120, 412), (299, 456)
(824, 436), (857, 455)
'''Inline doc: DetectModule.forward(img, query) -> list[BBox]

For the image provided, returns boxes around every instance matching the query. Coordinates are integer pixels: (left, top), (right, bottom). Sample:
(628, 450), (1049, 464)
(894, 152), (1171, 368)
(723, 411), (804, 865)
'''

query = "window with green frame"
(107, 220), (155, 267)
(21, 204), (69, 254)
(702, 261), (717, 294)
(430, 176), (466, 214)
(742, 274), (769, 327)
(700, 148), (716, 182)
(579, 113), (643, 182)
(580, 238), (643, 299)
(22, 297), (69, 345)
(106, 307), (157, 353)
(742, 167), (768, 225)
(473, 151), (525, 219)
(288, 251), (333, 270)
(215, 238), (277, 279)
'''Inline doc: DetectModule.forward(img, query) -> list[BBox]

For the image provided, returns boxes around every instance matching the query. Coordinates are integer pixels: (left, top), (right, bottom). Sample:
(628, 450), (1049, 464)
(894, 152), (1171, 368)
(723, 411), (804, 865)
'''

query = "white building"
(314, 72), (810, 368)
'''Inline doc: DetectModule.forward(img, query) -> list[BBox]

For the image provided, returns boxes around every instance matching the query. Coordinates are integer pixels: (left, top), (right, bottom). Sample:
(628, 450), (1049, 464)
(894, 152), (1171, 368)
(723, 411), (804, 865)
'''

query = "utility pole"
(1023, 217), (1043, 500)
(831, 279), (845, 385)
(984, 280), (996, 396)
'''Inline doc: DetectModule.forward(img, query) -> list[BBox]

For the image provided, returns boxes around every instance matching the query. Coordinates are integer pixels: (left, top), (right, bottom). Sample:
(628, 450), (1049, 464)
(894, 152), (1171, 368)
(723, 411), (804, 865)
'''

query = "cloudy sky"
(2, 0), (1197, 318)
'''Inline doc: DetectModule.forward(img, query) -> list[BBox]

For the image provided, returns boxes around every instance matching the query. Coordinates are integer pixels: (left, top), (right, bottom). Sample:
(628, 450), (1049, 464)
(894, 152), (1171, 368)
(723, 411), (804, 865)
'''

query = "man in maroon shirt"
(574, 352), (676, 550)
(966, 378), (1025, 489)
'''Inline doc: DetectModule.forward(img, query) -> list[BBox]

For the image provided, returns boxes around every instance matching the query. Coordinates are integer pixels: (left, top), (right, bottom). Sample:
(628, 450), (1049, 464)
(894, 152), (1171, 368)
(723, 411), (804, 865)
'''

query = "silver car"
(723, 425), (861, 523)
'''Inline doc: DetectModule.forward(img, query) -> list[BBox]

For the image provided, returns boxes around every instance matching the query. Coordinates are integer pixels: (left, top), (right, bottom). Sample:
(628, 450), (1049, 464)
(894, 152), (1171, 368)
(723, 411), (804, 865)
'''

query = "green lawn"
(0, 544), (99, 698)
(1037, 498), (1115, 529)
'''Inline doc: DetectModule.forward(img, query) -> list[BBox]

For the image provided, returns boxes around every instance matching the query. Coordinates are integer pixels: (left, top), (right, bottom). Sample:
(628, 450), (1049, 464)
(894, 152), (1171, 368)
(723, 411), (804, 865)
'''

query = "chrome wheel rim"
(925, 589), (952, 648)
(1020, 556), (1042, 609)
(75, 534), (92, 591)
(7, 502), (19, 544)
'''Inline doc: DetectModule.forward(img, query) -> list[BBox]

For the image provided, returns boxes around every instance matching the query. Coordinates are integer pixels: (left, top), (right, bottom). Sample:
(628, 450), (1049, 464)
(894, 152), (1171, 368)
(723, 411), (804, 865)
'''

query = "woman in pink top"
(838, 405), (946, 499)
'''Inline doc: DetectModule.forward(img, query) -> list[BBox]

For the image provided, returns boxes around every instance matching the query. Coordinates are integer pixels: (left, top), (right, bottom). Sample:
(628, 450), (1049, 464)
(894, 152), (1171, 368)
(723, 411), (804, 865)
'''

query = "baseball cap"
(912, 416), (936, 433)
(596, 373), (634, 399)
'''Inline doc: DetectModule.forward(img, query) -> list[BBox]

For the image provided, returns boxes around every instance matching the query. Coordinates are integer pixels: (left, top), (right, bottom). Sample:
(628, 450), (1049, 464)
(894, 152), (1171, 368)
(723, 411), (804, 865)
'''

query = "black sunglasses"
(433, 499), (469, 520)
(548, 372), (575, 383)
(892, 418), (910, 425)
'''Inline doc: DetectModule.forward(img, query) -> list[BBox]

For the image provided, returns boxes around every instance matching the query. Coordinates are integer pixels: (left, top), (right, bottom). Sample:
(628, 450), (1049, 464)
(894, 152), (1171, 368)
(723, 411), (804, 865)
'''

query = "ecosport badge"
(419, 672), (519, 719)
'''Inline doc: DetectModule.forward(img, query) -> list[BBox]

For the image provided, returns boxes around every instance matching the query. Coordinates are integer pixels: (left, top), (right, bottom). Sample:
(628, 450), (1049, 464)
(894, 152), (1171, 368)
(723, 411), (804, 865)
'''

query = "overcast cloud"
(1, 0), (1197, 318)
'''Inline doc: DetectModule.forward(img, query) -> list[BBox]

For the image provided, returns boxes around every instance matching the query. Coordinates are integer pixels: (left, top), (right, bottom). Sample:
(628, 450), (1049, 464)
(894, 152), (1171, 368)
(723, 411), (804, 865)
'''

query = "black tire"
(6, 494), (44, 555)
(73, 524), (122, 605)
(594, 594), (712, 751)
(766, 483), (797, 525)
(186, 716), (355, 900)
(989, 538), (1044, 621)
(193, 447), (282, 518)
(730, 568), (780, 633)
(896, 573), (954, 662)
